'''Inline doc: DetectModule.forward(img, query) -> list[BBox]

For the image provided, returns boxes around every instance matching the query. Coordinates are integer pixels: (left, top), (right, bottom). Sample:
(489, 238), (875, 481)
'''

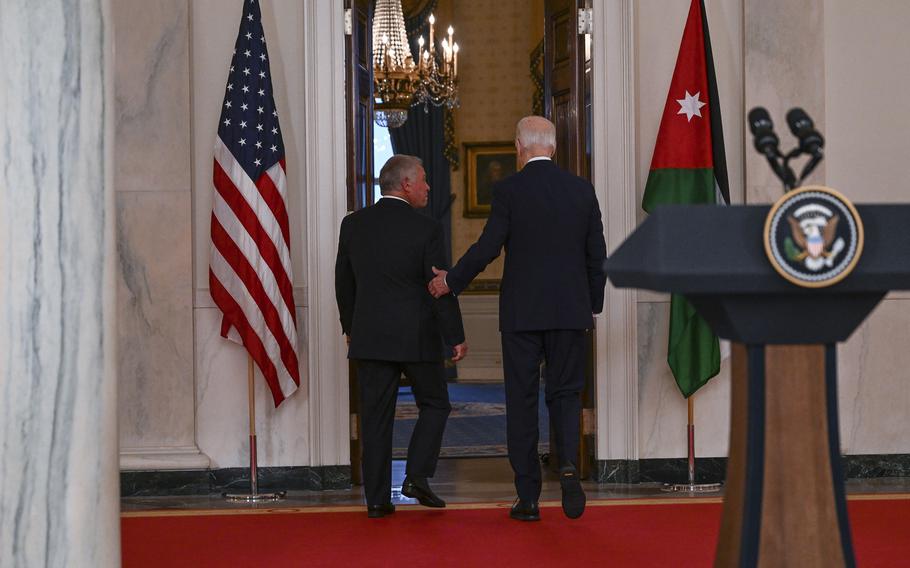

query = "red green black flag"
(641, 0), (728, 397)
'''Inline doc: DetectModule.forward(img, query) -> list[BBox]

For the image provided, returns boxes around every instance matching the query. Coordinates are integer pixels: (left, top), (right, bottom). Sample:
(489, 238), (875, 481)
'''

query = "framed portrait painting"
(463, 141), (517, 218)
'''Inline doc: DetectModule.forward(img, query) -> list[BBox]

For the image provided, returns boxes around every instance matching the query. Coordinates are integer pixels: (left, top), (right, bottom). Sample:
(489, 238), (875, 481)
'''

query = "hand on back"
(428, 266), (450, 298)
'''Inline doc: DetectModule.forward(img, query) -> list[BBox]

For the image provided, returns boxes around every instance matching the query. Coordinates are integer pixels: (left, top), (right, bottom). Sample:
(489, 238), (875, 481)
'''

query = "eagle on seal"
(787, 214), (840, 260)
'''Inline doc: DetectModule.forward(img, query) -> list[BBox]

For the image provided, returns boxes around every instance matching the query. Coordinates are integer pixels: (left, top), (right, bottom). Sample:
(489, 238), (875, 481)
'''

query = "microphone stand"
(764, 146), (822, 193)
(796, 151), (824, 184)
(765, 148), (799, 192)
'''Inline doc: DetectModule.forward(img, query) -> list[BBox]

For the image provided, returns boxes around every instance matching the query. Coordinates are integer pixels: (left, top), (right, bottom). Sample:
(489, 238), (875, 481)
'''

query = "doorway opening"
(347, 0), (595, 485)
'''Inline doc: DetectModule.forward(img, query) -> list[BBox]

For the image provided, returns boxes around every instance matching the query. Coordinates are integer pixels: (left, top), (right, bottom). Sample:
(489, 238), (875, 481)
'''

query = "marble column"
(0, 1), (120, 566)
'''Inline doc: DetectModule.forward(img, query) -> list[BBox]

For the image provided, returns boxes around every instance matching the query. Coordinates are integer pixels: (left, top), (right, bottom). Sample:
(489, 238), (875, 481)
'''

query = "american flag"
(209, 0), (299, 407)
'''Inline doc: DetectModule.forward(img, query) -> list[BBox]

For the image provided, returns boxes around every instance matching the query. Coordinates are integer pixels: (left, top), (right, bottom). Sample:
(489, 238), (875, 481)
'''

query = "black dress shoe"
(367, 503), (395, 518)
(559, 466), (586, 519)
(401, 477), (446, 508)
(509, 499), (540, 521)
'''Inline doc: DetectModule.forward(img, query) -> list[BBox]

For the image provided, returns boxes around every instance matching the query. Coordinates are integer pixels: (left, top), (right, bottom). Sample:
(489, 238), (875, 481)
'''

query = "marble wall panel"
(195, 307), (311, 468)
(637, 302), (731, 459)
(744, 0), (825, 202)
(824, 1), (910, 202)
(116, 192), (195, 450)
(837, 299), (910, 455)
(113, 0), (191, 192)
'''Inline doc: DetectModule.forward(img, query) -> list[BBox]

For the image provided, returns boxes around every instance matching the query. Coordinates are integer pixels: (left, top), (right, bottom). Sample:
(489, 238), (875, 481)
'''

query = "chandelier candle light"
(373, 0), (459, 128)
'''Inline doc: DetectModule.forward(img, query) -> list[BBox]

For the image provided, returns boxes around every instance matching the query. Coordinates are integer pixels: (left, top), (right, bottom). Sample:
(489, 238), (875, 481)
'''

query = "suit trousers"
(501, 329), (586, 502)
(357, 359), (451, 506)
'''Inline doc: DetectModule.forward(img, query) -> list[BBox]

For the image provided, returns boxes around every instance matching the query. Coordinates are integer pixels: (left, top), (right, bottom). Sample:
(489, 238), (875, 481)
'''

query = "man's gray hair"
(515, 116), (556, 150)
(378, 155), (423, 194)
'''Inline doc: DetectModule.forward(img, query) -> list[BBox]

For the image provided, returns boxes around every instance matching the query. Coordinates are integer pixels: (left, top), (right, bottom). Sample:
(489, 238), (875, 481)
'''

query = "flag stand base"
(222, 357), (287, 503)
(223, 491), (287, 502)
(661, 482), (722, 493)
(660, 400), (722, 494)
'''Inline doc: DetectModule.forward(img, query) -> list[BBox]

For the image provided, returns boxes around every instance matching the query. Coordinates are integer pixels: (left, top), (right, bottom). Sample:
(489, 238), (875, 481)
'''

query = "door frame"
(590, 1), (638, 468)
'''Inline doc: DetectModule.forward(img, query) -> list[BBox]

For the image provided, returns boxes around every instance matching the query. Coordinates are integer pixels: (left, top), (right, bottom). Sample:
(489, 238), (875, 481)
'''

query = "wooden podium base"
(715, 343), (855, 567)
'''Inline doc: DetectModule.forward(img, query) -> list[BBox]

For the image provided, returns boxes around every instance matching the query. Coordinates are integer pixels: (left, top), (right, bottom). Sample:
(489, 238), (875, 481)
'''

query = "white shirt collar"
(526, 156), (552, 164)
(381, 195), (410, 204)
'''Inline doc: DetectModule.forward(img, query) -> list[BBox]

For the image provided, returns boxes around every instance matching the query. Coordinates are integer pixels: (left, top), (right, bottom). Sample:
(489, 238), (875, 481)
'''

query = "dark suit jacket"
(335, 197), (465, 362)
(446, 159), (607, 332)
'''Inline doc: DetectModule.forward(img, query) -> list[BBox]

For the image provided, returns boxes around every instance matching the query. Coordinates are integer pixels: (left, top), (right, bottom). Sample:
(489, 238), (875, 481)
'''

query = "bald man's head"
(515, 116), (556, 166)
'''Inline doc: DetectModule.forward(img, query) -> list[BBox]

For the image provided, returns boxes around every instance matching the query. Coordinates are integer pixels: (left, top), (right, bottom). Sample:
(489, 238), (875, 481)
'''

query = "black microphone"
(748, 107), (781, 159)
(748, 107), (795, 188)
(786, 107), (824, 158)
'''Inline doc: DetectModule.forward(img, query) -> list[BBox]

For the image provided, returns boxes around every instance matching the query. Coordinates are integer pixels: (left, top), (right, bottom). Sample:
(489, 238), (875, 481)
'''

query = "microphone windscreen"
(786, 107), (812, 136)
(748, 107), (773, 134)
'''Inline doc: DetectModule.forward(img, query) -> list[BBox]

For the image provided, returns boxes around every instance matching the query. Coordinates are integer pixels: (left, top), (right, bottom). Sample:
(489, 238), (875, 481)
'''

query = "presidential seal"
(763, 186), (864, 288)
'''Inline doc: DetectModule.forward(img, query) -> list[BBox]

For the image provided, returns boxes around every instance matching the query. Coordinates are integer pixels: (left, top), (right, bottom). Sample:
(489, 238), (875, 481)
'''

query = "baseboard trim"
(595, 454), (910, 484)
(120, 465), (351, 497)
(120, 453), (910, 495)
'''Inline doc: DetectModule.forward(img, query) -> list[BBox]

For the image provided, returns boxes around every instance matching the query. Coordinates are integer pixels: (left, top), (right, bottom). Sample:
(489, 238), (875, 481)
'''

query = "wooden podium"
(605, 204), (910, 567)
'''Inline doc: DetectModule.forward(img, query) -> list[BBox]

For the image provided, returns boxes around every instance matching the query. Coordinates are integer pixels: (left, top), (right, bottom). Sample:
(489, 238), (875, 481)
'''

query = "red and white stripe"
(209, 137), (300, 407)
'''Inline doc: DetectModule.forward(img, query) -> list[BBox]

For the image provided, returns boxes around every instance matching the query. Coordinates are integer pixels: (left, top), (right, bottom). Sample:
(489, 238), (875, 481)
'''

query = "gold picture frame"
(463, 141), (517, 218)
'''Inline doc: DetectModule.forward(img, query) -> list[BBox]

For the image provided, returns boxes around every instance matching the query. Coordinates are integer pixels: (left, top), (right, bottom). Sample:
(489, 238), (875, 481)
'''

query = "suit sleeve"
(425, 223), (466, 346)
(334, 216), (355, 335)
(446, 182), (510, 295)
(586, 187), (608, 314)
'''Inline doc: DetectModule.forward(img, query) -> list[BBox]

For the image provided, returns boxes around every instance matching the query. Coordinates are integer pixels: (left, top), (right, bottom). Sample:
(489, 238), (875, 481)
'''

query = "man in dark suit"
(336, 154), (468, 518)
(429, 116), (607, 521)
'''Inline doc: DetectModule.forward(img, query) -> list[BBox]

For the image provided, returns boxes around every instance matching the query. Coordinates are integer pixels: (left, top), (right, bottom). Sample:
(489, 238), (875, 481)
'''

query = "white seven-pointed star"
(676, 91), (706, 122)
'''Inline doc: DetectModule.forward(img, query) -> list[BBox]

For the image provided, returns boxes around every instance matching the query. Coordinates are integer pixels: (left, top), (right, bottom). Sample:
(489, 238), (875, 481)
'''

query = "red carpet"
(122, 496), (910, 567)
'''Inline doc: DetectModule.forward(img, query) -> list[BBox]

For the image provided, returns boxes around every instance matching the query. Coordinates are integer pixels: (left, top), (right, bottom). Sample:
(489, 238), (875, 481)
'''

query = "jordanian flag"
(641, 0), (729, 398)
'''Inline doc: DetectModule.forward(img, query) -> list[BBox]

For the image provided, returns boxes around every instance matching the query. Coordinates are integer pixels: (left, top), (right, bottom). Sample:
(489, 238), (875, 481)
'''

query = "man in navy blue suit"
(428, 116), (607, 521)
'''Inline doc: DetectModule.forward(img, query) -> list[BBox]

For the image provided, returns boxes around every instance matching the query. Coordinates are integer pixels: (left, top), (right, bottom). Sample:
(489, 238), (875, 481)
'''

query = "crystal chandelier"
(372, 0), (417, 128)
(413, 14), (459, 111)
(372, 1), (459, 128)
